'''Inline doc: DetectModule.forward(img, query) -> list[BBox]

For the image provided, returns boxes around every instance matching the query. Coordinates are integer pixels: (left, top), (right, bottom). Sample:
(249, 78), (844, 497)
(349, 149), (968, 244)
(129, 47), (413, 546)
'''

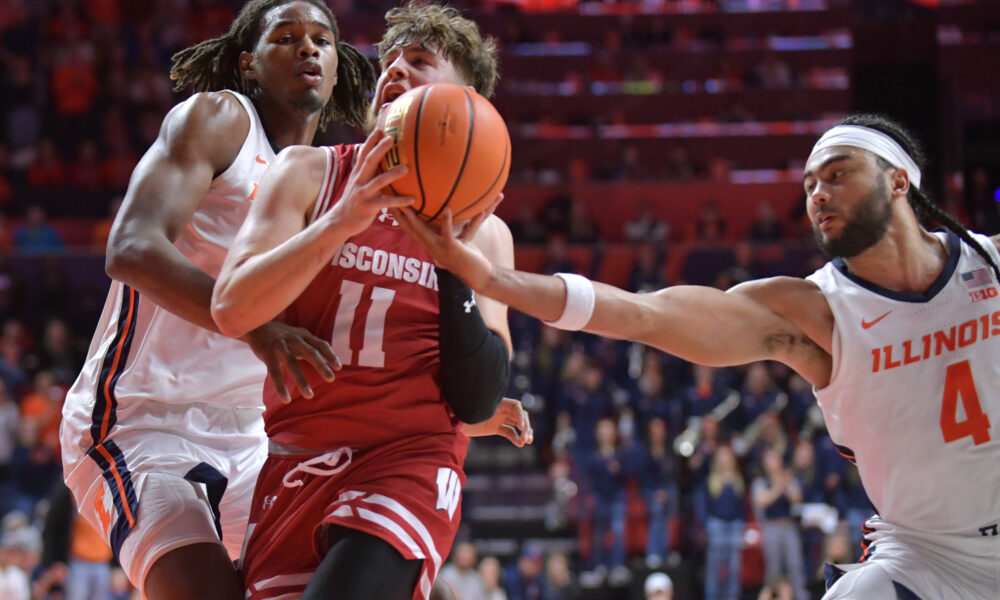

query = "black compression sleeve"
(437, 269), (510, 424)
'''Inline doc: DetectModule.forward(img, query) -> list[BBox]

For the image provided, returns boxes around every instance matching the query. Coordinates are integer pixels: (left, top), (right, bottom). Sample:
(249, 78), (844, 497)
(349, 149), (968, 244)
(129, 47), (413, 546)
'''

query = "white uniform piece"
(60, 91), (274, 587)
(808, 230), (1000, 599)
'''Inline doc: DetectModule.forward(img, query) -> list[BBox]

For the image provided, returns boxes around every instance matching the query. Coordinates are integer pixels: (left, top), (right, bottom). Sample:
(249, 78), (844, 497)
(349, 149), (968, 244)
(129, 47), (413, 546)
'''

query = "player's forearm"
(105, 234), (221, 333)
(213, 222), (351, 337)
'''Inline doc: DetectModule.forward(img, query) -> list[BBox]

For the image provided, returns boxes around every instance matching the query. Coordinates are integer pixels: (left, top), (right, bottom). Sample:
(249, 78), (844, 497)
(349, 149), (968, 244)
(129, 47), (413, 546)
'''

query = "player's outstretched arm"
(396, 208), (831, 383)
(212, 129), (413, 338)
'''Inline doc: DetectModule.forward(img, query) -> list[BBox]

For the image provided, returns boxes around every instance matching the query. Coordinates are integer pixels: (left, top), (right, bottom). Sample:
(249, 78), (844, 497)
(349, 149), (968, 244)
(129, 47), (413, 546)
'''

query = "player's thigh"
(118, 472), (230, 593)
(302, 525), (421, 600)
(823, 563), (921, 600)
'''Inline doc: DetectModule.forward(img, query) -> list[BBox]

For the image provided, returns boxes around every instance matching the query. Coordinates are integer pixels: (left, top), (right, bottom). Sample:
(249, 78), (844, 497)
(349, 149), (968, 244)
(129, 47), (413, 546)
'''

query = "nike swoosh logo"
(255, 155), (268, 165)
(861, 311), (892, 329)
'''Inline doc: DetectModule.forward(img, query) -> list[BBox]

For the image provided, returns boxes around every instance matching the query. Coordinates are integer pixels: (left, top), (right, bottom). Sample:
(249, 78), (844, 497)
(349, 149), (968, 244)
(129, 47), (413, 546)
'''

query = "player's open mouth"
(380, 85), (406, 111)
(297, 62), (323, 86)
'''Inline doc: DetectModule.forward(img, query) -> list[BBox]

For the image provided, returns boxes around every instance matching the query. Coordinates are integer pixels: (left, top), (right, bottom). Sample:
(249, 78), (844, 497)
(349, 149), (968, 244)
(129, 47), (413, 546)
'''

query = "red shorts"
(241, 433), (467, 600)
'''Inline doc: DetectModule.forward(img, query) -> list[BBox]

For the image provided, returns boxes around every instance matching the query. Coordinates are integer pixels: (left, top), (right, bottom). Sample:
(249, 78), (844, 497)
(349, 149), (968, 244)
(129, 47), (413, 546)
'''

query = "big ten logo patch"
(382, 95), (414, 170)
(435, 467), (461, 520)
(93, 482), (115, 538)
(970, 286), (999, 303)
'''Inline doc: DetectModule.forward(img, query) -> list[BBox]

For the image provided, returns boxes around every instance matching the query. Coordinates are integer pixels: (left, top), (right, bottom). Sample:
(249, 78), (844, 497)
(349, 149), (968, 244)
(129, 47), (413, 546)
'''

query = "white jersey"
(65, 90), (273, 414)
(60, 91), (274, 564)
(808, 230), (1000, 535)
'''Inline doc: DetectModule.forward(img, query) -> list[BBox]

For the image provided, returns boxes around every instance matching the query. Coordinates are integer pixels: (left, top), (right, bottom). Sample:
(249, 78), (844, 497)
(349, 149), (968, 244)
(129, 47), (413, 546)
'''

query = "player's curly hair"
(169, 0), (376, 130)
(377, 2), (500, 98)
(837, 113), (1000, 282)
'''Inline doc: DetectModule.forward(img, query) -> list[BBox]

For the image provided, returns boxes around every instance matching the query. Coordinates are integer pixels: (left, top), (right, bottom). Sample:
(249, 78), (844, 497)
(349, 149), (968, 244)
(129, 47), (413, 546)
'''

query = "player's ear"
(890, 167), (911, 198)
(239, 51), (259, 87)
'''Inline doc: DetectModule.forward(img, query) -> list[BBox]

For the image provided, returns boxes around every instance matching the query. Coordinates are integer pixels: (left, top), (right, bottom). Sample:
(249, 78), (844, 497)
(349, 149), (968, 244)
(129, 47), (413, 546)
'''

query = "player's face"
(370, 42), (466, 127)
(246, 2), (339, 115)
(804, 146), (893, 259)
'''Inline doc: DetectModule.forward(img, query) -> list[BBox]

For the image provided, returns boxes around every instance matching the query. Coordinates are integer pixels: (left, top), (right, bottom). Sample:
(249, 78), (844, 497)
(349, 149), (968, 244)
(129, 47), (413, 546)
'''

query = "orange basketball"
(380, 83), (511, 224)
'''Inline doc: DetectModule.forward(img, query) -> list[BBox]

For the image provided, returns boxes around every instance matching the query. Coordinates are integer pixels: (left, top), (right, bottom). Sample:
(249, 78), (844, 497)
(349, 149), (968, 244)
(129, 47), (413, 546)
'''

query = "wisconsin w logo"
(435, 468), (461, 520)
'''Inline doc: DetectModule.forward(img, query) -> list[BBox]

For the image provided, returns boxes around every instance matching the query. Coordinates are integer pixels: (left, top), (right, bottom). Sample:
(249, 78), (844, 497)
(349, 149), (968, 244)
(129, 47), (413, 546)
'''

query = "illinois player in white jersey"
(211, 4), (516, 599)
(398, 113), (1000, 600)
(59, 2), (375, 598)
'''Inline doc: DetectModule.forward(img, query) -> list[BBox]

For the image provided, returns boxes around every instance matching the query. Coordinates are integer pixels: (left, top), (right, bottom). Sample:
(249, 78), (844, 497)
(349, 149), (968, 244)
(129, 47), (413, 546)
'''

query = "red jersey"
(263, 144), (459, 449)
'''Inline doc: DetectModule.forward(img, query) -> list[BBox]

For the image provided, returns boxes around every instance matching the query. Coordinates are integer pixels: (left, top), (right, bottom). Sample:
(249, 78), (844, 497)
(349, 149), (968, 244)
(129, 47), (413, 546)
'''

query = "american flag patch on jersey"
(962, 268), (991, 288)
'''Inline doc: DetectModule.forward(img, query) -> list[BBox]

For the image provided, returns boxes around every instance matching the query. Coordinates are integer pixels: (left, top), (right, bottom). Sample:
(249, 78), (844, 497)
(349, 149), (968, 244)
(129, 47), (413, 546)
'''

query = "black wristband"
(438, 269), (510, 423)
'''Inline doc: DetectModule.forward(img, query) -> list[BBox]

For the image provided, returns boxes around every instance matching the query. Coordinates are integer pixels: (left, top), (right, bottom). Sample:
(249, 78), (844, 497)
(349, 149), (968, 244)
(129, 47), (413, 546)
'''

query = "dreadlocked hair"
(169, 0), (375, 130)
(836, 112), (1000, 283)
(378, 2), (499, 98)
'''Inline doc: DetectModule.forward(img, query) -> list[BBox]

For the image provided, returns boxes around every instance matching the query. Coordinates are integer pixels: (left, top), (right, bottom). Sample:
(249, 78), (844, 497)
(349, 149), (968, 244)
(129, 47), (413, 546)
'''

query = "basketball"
(380, 83), (511, 224)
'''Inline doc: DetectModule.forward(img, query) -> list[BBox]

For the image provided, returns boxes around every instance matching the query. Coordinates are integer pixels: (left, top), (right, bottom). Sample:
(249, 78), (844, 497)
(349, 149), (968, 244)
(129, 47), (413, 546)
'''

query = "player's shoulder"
(271, 144), (332, 184)
(164, 91), (249, 137)
(158, 92), (250, 167)
(470, 214), (514, 264)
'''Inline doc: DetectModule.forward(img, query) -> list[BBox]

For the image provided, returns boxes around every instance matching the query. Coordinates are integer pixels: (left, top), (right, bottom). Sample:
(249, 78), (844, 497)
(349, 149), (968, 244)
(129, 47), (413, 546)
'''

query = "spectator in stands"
(751, 448), (807, 600)
(41, 483), (113, 600)
(12, 205), (65, 254)
(748, 201), (785, 242)
(638, 417), (679, 569)
(36, 319), (80, 386)
(644, 571), (674, 600)
(541, 551), (578, 600)
(567, 201), (599, 244)
(695, 444), (745, 600)
(585, 417), (627, 578)
(0, 526), (32, 600)
(558, 354), (611, 454)
(734, 362), (783, 434)
(0, 212), (12, 254)
(0, 322), (28, 396)
(440, 541), (487, 600)
(25, 141), (65, 206)
(790, 438), (828, 583)
(682, 365), (736, 424)
(624, 205), (669, 245)
(0, 511), (41, 600)
(509, 203), (547, 245)
(693, 200), (727, 243)
(757, 575), (795, 600)
(479, 555), (508, 600)
(663, 144), (696, 182)
(504, 543), (545, 600)
(0, 379), (19, 518)
(632, 351), (680, 431)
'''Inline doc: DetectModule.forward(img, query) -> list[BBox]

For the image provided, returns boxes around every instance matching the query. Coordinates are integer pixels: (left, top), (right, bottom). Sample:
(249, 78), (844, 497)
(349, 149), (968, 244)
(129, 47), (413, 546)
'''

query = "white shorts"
(61, 396), (266, 589)
(824, 516), (1000, 599)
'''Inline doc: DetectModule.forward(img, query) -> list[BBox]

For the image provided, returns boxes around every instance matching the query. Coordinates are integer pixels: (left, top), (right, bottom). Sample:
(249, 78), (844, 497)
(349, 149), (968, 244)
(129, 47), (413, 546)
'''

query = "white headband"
(808, 124), (921, 190)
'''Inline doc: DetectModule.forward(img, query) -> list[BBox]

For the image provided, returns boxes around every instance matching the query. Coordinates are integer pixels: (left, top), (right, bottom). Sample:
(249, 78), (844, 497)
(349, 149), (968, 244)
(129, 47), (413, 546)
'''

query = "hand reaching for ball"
(323, 128), (415, 239)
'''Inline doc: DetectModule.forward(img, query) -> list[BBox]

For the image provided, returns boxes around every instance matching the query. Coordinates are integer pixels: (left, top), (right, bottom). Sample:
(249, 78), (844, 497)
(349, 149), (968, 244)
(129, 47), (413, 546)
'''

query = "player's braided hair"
(169, 0), (376, 130)
(837, 113), (1000, 282)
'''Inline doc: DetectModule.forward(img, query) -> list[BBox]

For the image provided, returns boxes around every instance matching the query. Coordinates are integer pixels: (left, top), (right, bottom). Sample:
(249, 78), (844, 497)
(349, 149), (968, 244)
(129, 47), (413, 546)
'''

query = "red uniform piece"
(242, 144), (467, 600)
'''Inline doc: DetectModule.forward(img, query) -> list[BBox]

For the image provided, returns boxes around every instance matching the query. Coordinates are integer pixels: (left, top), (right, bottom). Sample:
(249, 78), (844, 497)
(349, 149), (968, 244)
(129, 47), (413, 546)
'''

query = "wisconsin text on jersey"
(332, 242), (439, 290)
(870, 307), (1000, 373)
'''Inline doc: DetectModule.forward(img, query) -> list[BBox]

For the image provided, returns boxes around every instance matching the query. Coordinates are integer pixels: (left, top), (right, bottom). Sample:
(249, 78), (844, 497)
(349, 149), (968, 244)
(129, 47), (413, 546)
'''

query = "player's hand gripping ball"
(380, 83), (510, 224)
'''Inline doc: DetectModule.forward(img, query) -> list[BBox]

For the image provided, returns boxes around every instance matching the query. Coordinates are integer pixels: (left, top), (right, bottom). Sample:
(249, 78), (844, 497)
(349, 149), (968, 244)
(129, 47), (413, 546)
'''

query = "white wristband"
(547, 273), (595, 331)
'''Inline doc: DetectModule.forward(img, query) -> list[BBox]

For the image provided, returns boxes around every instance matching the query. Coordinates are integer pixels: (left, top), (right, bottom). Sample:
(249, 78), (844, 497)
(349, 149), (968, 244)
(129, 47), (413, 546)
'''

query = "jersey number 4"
(940, 359), (991, 445)
(331, 280), (395, 368)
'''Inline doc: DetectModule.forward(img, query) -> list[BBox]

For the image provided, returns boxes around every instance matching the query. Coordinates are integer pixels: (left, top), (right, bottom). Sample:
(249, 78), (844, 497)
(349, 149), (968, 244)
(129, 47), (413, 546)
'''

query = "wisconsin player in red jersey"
(212, 4), (514, 599)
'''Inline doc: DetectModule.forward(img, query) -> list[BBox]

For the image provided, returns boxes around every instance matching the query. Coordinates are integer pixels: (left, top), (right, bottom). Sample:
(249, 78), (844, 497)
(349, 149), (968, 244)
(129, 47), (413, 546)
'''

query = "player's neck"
(255, 101), (322, 150)
(843, 219), (946, 294)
